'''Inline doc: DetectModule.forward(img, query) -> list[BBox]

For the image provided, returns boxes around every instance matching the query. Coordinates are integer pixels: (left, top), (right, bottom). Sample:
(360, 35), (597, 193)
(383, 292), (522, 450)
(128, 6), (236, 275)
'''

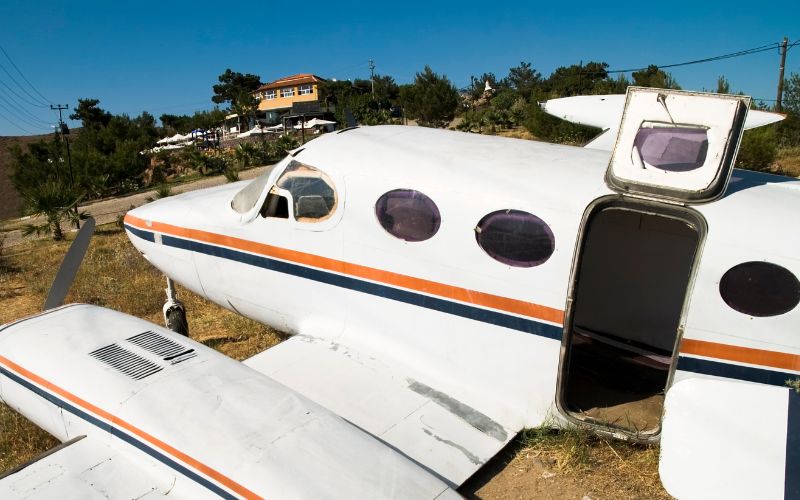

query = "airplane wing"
(0, 305), (459, 499)
(659, 378), (798, 500)
(541, 94), (786, 151)
(0, 435), (174, 499)
(244, 333), (519, 487)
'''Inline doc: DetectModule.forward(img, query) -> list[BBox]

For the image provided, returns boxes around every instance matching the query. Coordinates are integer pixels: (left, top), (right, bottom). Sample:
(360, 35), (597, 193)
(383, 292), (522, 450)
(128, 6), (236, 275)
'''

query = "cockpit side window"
(261, 161), (337, 223)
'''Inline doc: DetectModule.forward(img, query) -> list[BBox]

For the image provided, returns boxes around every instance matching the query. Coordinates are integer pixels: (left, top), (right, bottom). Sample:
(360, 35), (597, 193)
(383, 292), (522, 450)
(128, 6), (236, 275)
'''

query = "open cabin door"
(558, 88), (750, 440)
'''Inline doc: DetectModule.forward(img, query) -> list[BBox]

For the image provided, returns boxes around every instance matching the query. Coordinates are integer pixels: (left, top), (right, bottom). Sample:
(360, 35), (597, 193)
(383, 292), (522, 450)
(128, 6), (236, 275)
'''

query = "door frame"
(555, 195), (708, 442)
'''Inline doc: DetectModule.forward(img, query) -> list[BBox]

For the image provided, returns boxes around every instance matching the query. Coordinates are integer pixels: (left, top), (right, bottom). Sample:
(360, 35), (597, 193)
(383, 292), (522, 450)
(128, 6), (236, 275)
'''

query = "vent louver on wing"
(126, 331), (197, 364)
(89, 344), (163, 380)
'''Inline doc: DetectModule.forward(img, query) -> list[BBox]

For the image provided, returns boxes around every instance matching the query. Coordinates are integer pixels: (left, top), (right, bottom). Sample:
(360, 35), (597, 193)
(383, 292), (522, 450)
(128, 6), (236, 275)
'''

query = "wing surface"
(0, 435), (174, 499)
(244, 334), (518, 487)
(659, 378), (797, 500)
(541, 94), (786, 151)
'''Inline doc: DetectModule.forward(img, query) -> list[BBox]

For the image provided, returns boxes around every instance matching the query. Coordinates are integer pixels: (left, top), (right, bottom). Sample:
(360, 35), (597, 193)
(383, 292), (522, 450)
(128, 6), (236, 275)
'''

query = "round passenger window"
(475, 210), (555, 267)
(719, 262), (800, 317)
(375, 189), (441, 242)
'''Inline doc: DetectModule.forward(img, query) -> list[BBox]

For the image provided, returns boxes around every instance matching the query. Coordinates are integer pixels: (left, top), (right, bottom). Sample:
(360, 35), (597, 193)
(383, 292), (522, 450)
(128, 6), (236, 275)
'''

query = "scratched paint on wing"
(422, 429), (483, 466)
(408, 380), (508, 442)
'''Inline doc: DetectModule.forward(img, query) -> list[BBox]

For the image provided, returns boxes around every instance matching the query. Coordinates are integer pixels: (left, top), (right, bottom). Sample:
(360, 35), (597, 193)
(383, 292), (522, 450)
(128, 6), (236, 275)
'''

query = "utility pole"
(776, 37), (789, 112)
(51, 104), (79, 229)
(368, 59), (375, 99)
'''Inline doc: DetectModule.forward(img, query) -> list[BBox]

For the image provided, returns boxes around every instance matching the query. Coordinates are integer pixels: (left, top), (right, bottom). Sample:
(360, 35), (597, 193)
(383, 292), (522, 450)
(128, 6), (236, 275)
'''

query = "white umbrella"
(307, 118), (336, 127)
(238, 125), (271, 138)
(265, 124), (283, 131)
(165, 133), (186, 143)
(293, 121), (313, 130)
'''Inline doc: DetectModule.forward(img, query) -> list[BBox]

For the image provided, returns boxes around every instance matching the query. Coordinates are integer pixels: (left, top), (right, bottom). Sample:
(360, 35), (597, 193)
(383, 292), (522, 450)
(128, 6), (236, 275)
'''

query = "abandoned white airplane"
(0, 87), (797, 499)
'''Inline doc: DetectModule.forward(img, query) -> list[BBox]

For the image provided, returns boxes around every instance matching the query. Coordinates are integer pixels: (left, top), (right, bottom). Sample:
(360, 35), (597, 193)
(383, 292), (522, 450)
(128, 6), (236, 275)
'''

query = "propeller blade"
(43, 217), (96, 310)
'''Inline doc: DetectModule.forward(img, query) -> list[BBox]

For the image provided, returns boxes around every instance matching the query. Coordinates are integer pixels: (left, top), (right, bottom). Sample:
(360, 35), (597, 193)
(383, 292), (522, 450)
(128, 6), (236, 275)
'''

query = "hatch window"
(719, 262), (800, 317)
(633, 124), (709, 172)
(375, 189), (440, 242)
(262, 162), (337, 222)
(475, 210), (555, 267)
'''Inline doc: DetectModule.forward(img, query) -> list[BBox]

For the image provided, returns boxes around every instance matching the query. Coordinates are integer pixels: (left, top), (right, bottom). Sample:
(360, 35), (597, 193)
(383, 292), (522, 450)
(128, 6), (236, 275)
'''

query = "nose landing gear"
(163, 277), (189, 337)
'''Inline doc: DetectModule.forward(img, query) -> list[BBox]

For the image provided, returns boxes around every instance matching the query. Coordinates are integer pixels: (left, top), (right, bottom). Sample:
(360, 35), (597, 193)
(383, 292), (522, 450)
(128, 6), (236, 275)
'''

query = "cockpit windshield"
(230, 164), (278, 214)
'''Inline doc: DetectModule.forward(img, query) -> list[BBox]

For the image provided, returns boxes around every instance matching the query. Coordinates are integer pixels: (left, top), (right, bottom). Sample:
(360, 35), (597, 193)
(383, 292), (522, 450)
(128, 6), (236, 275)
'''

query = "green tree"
(774, 73), (800, 147)
(546, 62), (612, 96)
(716, 75), (731, 94)
(468, 72), (506, 101)
(212, 69), (262, 106)
(160, 108), (226, 134)
(70, 98), (112, 128)
(783, 72), (800, 115)
(402, 66), (460, 128)
(230, 91), (258, 132)
(631, 65), (681, 89)
(507, 62), (542, 101)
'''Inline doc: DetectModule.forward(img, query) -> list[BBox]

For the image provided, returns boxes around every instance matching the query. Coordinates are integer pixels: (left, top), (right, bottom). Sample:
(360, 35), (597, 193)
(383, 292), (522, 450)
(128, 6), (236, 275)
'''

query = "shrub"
(735, 126), (777, 172)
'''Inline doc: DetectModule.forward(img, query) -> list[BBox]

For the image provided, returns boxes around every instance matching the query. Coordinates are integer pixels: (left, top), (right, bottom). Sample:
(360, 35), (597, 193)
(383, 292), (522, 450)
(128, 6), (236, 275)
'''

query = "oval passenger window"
(375, 189), (441, 242)
(475, 210), (555, 267)
(719, 261), (800, 317)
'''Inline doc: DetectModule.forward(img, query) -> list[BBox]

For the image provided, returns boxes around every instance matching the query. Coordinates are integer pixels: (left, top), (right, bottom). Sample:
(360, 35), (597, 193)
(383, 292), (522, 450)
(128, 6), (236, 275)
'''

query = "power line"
(0, 94), (51, 128)
(0, 43), (50, 106)
(0, 72), (50, 109)
(0, 88), (52, 125)
(0, 108), (36, 134)
(0, 100), (49, 132)
(606, 41), (783, 74)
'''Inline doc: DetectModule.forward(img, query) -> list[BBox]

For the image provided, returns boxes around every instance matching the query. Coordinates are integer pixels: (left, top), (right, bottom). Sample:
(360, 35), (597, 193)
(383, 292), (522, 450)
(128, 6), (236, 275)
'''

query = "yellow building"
(253, 73), (326, 116)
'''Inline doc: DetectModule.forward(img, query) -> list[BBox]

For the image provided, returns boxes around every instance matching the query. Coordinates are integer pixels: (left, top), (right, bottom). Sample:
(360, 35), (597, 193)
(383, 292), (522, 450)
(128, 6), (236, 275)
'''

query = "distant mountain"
(0, 134), (50, 221)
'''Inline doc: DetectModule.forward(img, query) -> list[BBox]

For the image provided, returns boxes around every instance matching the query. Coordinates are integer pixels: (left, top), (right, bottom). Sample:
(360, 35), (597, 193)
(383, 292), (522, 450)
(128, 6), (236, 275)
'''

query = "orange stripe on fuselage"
(124, 214), (565, 325)
(0, 354), (262, 500)
(681, 339), (800, 373)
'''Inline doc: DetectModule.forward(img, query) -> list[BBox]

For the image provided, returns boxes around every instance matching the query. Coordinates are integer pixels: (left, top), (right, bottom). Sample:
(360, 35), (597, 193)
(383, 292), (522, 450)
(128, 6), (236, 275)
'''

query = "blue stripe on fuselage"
(124, 224), (563, 341)
(677, 356), (798, 389)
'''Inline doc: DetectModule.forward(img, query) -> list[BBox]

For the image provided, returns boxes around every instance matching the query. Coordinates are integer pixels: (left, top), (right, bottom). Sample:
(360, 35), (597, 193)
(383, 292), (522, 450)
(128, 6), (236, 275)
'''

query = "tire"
(166, 307), (189, 337)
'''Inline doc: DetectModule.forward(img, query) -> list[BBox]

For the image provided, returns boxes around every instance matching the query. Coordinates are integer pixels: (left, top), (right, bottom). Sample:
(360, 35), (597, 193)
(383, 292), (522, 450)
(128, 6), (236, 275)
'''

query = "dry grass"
(773, 146), (800, 178)
(519, 425), (667, 497)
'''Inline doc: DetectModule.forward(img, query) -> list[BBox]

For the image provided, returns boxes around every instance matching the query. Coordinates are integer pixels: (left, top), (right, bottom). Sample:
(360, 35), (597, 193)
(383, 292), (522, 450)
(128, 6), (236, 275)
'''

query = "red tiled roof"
(255, 73), (327, 92)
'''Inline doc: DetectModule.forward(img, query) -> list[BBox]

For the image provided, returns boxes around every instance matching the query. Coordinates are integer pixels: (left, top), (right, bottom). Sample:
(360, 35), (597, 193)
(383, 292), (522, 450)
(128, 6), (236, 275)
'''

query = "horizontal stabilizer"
(541, 94), (786, 151)
(244, 334), (519, 487)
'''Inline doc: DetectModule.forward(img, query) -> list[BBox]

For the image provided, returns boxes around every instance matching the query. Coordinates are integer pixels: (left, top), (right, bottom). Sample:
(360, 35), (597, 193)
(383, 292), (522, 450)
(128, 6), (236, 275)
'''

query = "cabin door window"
(558, 201), (702, 438)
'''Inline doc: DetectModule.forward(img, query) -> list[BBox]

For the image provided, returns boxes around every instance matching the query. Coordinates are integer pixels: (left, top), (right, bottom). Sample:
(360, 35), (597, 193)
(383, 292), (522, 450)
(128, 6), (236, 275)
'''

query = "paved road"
(1, 166), (271, 248)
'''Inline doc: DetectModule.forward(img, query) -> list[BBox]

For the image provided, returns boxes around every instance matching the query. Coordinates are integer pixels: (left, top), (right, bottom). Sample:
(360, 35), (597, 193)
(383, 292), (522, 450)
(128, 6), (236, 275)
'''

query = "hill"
(0, 134), (51, 221)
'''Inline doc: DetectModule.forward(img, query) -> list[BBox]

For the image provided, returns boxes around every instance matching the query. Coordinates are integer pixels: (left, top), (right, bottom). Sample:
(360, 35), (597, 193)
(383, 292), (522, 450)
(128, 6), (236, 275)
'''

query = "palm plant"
(21, 181), (85, 241)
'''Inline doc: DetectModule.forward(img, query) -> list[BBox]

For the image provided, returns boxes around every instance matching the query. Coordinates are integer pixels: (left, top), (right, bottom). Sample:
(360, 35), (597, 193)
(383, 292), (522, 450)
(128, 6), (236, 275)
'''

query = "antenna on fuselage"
(43, 217), (96, 310)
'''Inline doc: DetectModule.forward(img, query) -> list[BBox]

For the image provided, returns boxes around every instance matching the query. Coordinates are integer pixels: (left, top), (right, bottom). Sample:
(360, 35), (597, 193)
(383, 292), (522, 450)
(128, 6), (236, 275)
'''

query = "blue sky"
(0, 0), (797, 136)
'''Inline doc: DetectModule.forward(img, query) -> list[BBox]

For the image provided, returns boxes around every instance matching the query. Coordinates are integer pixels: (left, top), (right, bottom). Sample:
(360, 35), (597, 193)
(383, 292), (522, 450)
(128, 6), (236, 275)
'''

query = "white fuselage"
(124, 125), (800, 436)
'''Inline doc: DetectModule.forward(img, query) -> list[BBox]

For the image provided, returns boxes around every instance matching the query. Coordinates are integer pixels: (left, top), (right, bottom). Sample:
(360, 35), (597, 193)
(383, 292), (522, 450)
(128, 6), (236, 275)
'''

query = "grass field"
(0, 225), (669, 498)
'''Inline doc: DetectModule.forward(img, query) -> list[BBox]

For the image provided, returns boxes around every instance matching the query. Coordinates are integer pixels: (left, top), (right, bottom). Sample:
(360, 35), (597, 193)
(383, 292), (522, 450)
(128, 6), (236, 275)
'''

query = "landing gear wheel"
(162, 277), (189, 337)
(165, 305), (189, 337)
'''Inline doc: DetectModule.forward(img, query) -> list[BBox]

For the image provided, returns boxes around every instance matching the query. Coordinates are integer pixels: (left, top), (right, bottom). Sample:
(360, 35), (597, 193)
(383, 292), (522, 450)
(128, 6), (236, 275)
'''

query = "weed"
(223, 166), (240, 183)
(155, 184), (172, 199)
